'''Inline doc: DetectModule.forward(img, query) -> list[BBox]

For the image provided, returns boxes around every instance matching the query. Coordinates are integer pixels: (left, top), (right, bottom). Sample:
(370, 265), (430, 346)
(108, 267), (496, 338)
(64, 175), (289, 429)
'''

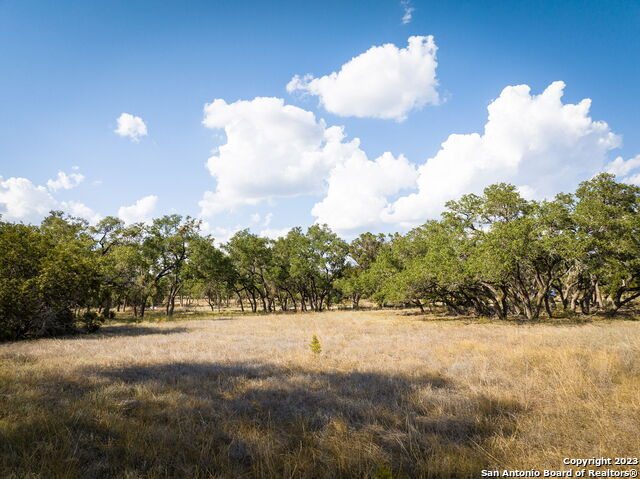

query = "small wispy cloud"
(401, 0), (414, 24)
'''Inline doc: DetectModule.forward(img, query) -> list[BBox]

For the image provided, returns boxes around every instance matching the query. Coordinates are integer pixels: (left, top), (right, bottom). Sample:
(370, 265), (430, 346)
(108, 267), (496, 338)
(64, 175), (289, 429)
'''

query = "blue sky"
(1, 0), (639, 239)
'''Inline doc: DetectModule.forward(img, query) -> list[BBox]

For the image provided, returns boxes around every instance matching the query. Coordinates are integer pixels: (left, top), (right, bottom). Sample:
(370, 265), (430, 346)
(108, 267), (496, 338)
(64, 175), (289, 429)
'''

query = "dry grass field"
(1, 310), (639, 478)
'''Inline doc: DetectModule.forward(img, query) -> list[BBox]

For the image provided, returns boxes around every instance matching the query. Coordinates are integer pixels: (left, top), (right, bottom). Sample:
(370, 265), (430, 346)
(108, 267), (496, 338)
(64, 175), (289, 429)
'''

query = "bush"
(0, 219), (99, 341)
(80, 311), (105, 333)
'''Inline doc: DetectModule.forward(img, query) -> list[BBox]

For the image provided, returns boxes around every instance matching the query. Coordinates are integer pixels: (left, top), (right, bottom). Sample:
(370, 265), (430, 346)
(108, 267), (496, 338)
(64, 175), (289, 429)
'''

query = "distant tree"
(337, 233), (386, 308)
(225, 230), (273, 312)
(270, 235), (302, 311)
(2, 175), (639, 340)
(186, 235), (235, 311)
(90, 216), (125, 318)
(143, 215), (201, 316)
(300, 225), (349, 311)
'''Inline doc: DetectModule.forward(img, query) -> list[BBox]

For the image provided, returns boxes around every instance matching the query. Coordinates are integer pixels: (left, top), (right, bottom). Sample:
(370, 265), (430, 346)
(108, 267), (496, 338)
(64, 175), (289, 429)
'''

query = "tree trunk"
(260, 294), (268, 313)
(169, 295), (176, 316)
(544, 294), (552, 318)
(235, 291), (245, 312)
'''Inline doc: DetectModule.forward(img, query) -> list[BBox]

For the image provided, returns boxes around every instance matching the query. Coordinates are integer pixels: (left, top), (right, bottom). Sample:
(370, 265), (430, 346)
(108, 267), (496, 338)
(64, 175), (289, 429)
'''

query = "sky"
(1, 0), (639, 241)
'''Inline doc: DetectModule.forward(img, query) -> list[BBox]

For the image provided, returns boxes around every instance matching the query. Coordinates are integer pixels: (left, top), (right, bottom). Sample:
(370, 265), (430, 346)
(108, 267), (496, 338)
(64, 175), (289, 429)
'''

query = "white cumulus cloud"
(60, 200), (102, 224)
(0, 177), (57, 222)
(0, 176), (99, 224)
(199, 222), (244, 246)
(605, 155), (640, 180)
(117, 195), (158, 225)
(198, 82), (627, 234)
(312, 152), (417, 232)
(625, 173), (640, 186)
(198, 97), (363, 216)
(46, 170), (85, 191)
(382, 81), (621, 225)
(606, 155), (640, 186)
(259, 227), (291, 239)
(114, 113), (148, 141)
(287, 36), (439, 121)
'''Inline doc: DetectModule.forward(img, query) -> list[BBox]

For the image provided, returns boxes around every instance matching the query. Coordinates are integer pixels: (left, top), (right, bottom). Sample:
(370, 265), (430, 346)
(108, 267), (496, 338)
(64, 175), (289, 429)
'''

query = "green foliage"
(364, 176), (640, 320)
(309, 335), (322, 355)
(186, 236), (235, 311)
(375, 464), (393, 479)
(335, 232), (387, 308)
(0, 214), (100, 340)
(80, 311), (105, 333)
(1, 174), (638, 341)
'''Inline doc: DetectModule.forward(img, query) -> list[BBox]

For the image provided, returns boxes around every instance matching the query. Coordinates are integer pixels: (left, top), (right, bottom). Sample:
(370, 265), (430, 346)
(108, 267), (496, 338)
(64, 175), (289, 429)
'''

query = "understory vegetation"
(1, 173), (639, 340)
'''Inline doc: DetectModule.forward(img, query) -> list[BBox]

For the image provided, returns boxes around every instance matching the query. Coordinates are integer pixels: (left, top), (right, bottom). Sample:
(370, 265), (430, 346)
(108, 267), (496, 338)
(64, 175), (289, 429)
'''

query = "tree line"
(1, 173), (638, 340)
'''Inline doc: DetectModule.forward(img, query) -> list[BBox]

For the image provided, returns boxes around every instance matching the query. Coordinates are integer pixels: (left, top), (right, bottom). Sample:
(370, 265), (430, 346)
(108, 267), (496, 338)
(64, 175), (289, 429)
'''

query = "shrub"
(80, 311), (105, 333)
(309, 335), (322, 354)
(0, 218), (99, 340)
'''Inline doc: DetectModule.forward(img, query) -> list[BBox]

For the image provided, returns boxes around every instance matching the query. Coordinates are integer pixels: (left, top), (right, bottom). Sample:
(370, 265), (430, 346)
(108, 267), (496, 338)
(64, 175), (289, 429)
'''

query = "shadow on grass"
(112, 313), (240, 325)
(92, 325), (192, 338)
(0, 360), (522, 478)
(400, 310), (640, 327)
(1, 325), (194, 344)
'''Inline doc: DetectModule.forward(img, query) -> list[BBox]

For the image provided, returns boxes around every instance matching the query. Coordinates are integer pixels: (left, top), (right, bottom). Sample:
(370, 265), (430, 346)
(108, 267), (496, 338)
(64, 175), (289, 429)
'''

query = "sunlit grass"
(1, 310), (639, 478)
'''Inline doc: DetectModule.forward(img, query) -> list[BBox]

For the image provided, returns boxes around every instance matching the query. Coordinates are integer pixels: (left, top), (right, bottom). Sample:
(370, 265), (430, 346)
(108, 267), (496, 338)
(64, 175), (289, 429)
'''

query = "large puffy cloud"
(199, 97), (362, 216)
(0, 175), (100, 224)
(383, 81), (622, 225)
(312, 152), (417, 232)
(287, 36), (439, 121)
(200, 82), (627, 234)
(117, 195), (158, 225)
(114, 113), (148, 141)
(0, 177), (56, 221)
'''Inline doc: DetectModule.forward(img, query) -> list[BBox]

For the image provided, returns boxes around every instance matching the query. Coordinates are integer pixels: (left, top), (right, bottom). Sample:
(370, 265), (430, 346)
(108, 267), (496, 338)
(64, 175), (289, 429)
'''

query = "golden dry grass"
(1, 310), (639, 478)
